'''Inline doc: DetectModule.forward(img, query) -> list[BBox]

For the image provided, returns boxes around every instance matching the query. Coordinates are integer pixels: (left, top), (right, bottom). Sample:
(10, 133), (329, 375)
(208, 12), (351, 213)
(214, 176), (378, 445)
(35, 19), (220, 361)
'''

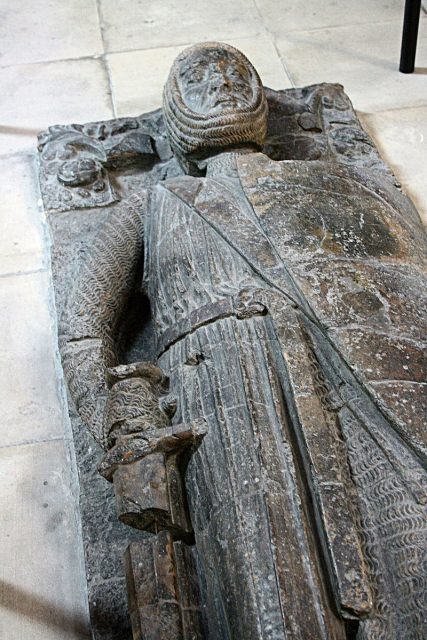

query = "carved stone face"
(163, 42), (268, 162)
(177, 49), (254, 116)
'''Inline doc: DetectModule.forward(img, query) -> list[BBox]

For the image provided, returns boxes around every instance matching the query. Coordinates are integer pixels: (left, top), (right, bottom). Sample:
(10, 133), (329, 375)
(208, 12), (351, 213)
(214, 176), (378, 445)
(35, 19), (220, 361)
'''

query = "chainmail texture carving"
(59, 192), (146, 448)
(163, 42), (268, 160)
(41, 40), (427, 639)
(105, 375), (170, 448)
(341, 411), (427, 640)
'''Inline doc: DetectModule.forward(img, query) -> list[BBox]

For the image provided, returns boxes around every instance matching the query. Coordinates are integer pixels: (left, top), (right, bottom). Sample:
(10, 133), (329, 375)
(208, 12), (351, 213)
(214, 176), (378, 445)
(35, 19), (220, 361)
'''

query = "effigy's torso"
(142, 175), (265, 339)
(143, 153), (427, 457)
(39, 78), (427, 639)
(144, 168), (348, 639)
(237, 153), (427, 459)
(142, 154), (427, 639)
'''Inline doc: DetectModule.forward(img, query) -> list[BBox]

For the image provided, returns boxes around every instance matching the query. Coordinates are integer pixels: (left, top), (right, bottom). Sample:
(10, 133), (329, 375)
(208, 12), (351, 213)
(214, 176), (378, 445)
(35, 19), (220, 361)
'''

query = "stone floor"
(0, 1), (425, 638)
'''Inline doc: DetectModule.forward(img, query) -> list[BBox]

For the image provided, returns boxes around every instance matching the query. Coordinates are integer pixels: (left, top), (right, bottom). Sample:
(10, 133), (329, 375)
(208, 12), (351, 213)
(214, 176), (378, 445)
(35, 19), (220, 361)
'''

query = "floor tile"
(0, 0), (103, 67)
(108, 36), (291, 117)
(107, 46), (176, 116)
(255, 0), (406, 34)
(276, 18), (427, 112)
(361, 106), (427, 225)
(0, 154), (46, 274)
(0, 440), (90, 640)
(0, 59), (113, 155)
(225, 36), (293, 90)
(99, 0), (262, 52)
(0, 271), (66, 446)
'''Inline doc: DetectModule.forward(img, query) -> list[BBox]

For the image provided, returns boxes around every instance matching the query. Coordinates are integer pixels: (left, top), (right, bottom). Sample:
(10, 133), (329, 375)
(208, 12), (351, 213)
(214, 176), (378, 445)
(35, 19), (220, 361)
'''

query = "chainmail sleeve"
(59, 192), (147, 448)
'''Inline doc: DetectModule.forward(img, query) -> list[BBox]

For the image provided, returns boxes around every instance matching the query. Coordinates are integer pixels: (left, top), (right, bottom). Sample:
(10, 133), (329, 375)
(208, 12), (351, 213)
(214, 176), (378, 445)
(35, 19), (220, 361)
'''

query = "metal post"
(399, 0), (422, 73)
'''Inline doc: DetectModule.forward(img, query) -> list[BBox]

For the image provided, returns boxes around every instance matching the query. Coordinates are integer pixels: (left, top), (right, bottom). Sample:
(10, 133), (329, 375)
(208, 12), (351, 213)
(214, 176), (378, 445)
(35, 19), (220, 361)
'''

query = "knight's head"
(163, 42), (268, 171)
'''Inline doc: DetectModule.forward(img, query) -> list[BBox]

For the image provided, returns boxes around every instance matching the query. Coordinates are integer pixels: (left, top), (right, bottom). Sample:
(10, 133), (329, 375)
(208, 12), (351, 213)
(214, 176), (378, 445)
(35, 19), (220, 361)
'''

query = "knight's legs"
(160, 316), (345, 640)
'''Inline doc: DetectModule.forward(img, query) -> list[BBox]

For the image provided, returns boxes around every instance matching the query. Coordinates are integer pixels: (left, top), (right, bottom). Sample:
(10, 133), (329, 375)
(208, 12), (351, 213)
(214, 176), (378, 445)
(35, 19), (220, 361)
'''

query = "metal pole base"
(399, 0), (422, 73)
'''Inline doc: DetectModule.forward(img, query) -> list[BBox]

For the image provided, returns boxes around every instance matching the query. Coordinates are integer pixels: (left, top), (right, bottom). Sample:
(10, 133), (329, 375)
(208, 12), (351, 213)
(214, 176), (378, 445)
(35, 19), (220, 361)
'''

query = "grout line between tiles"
(0, 435), (67, 451)
(95, 0), (117, 118)
(95, 0), (109, 54)
(0, 13), (425, 71)
(94, 0), (106, 53)
(0, 266), (47, 279)
(0, 149), (36, 160)
(252, 0), (295, 87)
(99, 55), (116, 118)
(270, 15), (422, 36)
(356, 102), (427, 118)
(69, 13), (424, 60)
(88, 35), (261, 59)
(103, 55), (117, 118)
(273, 40), (296, 88)
(0, 53), (104, 71)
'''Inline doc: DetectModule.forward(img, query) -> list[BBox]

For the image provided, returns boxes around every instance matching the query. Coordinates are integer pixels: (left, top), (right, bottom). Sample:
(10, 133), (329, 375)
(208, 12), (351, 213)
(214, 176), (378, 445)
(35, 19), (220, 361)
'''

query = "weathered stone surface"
(68, 403), (141, 640)
(0, 58), (112, 155)
(89, 578), (133, 640)
(124, 533), (204, 640)
(107, 36), (293, 119)
(0, 272), (65, 446)
(0, 154), (45, 275)
(274, 20), (427, 113)
(40, 42), (427, 640)
(0, 440), (90, 640)
(38, 83), (392, 215)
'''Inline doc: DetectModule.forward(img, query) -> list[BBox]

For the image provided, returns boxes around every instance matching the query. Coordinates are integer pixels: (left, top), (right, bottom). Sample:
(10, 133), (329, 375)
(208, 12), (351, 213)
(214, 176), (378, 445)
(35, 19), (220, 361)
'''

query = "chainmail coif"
(163, 42), (268, 162)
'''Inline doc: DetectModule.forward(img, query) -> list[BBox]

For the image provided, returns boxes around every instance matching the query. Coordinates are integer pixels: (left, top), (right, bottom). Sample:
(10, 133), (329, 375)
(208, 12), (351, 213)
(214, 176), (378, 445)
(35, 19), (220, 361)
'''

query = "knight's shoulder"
(238, 153), (427, 257)
(238, 152), (386, 189)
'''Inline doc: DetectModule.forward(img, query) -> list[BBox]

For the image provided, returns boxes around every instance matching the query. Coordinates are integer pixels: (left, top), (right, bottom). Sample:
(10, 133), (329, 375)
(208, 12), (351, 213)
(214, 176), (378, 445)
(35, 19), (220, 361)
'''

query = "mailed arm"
(59, 192), (147, 448)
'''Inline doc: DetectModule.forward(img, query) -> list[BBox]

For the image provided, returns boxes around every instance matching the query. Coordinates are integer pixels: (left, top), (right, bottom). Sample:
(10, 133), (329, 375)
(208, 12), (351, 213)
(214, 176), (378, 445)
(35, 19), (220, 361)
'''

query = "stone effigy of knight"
(49, 43), (426, 639)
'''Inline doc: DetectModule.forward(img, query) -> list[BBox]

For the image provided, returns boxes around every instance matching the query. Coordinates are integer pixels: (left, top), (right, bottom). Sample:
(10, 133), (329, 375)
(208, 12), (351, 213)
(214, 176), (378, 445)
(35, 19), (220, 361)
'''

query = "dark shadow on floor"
(0, 579), (91, 638)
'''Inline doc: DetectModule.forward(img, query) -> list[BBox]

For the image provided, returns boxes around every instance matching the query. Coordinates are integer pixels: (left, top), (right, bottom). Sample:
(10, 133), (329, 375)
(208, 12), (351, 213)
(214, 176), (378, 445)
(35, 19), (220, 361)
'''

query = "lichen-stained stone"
(69, 407), (142, 639)
(123, 534), (203, 639)
(370, 380), (427, 457)
(239, 152), (427, 461)
(290, 260), (427, 340)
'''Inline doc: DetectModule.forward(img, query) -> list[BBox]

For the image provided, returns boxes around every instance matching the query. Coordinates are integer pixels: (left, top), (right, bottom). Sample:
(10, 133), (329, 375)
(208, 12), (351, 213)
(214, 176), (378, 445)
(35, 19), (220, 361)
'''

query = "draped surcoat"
(139, 154), (427, 640)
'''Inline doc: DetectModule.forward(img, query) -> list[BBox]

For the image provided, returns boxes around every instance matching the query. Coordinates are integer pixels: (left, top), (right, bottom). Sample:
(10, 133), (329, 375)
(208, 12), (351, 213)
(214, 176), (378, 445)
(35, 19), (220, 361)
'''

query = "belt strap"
(157, 289), (267, 356)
